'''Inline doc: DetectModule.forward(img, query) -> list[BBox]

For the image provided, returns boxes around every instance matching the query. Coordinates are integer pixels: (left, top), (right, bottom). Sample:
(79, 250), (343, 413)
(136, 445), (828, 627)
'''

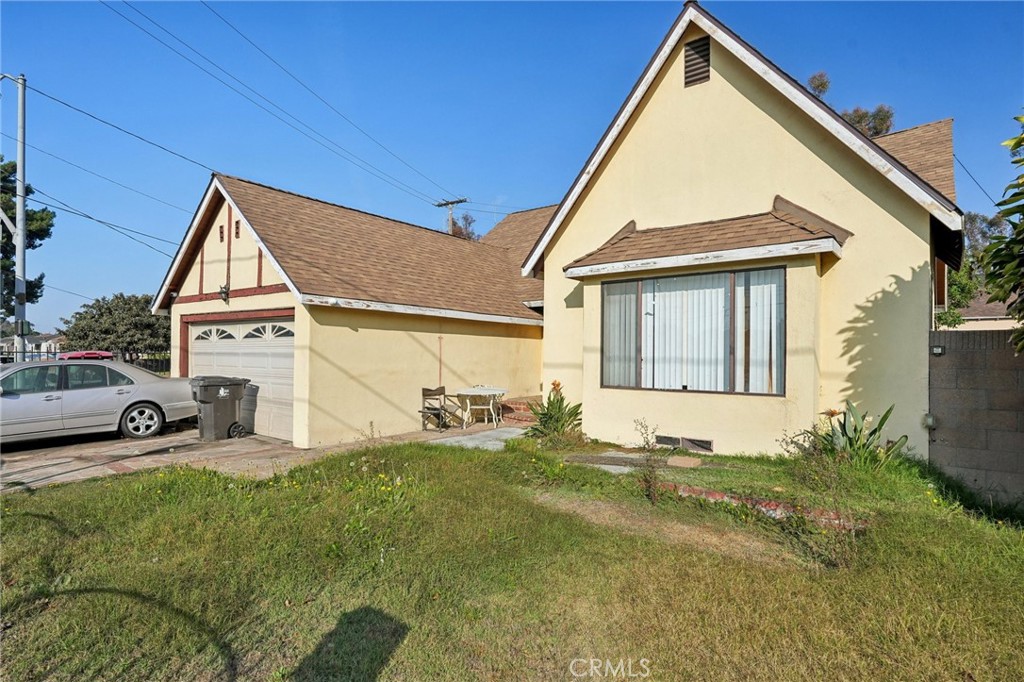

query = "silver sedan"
(0, 360), (197, 443)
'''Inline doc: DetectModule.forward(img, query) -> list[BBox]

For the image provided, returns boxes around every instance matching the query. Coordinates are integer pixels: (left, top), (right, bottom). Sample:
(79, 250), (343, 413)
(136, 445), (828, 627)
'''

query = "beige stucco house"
(517, 2), (962, 457)
(156, 2), (963, 457)
(153, 175), (542, 449)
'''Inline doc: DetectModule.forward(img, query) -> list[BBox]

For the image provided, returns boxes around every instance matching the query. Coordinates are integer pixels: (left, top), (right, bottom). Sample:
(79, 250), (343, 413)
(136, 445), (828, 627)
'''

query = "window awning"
(564, 196), (852, 279)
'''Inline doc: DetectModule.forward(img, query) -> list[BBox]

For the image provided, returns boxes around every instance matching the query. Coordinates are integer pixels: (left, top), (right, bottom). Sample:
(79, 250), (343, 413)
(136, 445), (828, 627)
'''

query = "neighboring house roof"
(521, 1), (962, 277)
(481, 205), (556, 303)
(564, 197), (850, 278)
(154, 175), (542, 325)
(874, 119), (956, 203)
(961, 292), (1012, 321)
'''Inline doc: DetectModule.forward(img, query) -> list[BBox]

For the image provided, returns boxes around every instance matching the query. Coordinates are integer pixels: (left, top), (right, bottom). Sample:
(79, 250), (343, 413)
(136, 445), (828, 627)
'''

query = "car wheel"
(121, 403), (164, 439)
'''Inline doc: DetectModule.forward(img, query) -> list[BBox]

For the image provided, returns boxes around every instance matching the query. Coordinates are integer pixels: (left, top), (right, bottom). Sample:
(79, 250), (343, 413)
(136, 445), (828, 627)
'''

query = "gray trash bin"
(190, 376), (251, 441)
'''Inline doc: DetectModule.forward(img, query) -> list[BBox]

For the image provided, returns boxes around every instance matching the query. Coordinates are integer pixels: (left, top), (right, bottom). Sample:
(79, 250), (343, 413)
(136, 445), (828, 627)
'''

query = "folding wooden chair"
(419, 386), (461, 430)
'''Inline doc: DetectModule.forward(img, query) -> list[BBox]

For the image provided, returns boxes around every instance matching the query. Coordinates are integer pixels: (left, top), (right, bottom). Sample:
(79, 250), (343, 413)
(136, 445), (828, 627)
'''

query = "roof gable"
(153, 175), (541, 325)
(874, 119), (956, 203)
(521, 1), (962, 276)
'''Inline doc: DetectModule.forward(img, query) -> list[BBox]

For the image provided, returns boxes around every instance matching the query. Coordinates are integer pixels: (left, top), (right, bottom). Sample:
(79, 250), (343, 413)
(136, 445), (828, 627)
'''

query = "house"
(0, 333), (64, 361)
(156, 2), (963, 457)
(957, 293), (1017, 331)
(152, 175), (542, 448)
(516, 1), (962, 457)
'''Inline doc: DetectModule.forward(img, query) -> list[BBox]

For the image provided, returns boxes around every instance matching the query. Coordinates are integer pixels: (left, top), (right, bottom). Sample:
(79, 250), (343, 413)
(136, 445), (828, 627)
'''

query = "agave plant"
(525, 381), (583, 440)
(828, 400), (908, 472)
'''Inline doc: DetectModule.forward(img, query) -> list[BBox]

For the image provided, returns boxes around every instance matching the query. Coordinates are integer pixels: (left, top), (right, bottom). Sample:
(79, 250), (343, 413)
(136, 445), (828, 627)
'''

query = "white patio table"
(455, 386), (508, 429)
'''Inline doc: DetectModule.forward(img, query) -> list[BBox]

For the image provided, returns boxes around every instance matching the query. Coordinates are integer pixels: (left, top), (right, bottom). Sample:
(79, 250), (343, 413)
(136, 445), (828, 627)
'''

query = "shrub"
(525, 381), (584, 448)
(786, 401), (908, 473)
(634, 418), (662, 505)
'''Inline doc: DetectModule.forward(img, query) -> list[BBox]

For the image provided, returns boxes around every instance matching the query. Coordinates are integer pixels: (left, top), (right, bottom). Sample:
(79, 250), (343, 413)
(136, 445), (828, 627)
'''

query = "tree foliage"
(59, 293), (169, 355)
(963, 211), (1009, 279)
(805, 72), (895, 137)
(934, 263), (980, 329)
(1, 156), (56, 317)
(983, 116), (1024, 352)
(450, 212), (479, 241)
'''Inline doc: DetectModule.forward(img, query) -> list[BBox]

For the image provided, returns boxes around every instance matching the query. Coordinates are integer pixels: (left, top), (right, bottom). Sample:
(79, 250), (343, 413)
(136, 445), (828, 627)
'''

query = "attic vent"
(684, 36), (711, 87)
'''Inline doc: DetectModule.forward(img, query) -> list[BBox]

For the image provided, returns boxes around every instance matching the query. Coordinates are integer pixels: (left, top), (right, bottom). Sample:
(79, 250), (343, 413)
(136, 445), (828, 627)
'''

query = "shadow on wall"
(291, 607), (408, 682)
(837, 264), (929, 439)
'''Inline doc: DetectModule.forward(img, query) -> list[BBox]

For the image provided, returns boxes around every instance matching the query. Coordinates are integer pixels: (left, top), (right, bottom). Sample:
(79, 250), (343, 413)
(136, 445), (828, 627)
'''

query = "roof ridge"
(505, 203), (559, 216)
(215, 173), (512, 252)
(874, 118), (953, 140)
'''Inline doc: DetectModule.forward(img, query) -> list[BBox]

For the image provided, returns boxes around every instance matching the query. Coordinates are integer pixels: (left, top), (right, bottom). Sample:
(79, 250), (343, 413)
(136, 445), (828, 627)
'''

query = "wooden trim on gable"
(174, 283), (290, 305)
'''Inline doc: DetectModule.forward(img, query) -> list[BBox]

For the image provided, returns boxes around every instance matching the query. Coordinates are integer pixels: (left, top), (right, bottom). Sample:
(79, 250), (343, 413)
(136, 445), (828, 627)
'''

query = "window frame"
(599, 265), (787, 397)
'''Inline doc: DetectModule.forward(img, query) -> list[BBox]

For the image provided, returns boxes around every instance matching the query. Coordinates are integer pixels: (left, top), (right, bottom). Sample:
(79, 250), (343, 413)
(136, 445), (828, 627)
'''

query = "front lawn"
(1, 442), (1022, 680)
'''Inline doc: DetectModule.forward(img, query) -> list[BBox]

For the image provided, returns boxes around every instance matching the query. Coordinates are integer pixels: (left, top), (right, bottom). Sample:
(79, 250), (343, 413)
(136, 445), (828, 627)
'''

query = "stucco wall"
(540, 25), (934, 454)
(178, 198), (285, 297)
(303, 307), (543, 447)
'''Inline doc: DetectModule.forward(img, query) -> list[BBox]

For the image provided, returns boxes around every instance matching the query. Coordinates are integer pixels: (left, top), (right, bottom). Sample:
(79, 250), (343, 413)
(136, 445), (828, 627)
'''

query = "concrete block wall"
(929, 330), (1024, 506)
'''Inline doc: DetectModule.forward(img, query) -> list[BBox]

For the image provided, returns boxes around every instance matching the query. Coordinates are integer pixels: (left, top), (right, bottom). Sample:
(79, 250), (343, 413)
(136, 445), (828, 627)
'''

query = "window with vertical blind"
(601, 267), (785, 395)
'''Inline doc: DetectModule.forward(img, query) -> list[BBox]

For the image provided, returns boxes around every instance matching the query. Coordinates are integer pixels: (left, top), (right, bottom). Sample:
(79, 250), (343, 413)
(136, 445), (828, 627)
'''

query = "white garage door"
(190, 320), (294, 441)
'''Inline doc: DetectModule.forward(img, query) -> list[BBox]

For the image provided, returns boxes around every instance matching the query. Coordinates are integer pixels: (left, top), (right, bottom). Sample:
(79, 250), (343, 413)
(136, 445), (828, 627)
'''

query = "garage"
(189, 320), (294, 441)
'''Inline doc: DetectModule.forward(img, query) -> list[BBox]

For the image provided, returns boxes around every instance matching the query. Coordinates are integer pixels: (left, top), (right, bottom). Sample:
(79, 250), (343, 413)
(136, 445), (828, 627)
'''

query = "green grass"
(2, 443), (1023, 681)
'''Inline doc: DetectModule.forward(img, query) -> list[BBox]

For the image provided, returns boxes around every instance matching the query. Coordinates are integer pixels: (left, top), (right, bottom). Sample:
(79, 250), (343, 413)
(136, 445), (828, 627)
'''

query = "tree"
(450, 212), (479, 241)
(1, 156), (56, 316)
(962, 211), (1009, 280)
(805, 72), (895, 137)
(983, 115), (1024, 352)
(934, 263), (980, 329)
(59, 293), (170, 355)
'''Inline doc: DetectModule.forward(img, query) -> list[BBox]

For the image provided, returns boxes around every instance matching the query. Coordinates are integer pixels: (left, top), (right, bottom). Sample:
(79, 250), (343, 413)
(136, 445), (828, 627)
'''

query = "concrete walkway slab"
(431, 427), (525, 451)
(1, 421), (513, 492)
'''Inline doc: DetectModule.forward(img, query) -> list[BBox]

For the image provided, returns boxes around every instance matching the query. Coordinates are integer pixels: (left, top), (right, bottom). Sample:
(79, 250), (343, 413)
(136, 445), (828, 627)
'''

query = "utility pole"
(433, 197), (468, 234)
(1, 73), (27, 359)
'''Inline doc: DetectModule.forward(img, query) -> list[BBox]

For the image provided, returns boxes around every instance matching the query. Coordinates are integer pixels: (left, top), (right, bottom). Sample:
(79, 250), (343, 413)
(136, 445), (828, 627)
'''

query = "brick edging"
(657, 482), (867, 531)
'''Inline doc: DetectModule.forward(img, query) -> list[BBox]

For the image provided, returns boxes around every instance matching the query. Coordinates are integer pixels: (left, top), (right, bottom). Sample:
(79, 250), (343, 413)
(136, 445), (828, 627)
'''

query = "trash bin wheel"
(228, 423), (247, 439)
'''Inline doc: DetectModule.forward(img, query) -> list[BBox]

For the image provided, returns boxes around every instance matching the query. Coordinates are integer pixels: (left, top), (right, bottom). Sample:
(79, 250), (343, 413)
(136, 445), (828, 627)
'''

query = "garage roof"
(154, 175), (542, 326)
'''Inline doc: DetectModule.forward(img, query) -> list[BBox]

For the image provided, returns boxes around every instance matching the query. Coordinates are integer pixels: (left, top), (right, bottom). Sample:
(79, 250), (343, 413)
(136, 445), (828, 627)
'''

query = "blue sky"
(2, 1), (1021, 332)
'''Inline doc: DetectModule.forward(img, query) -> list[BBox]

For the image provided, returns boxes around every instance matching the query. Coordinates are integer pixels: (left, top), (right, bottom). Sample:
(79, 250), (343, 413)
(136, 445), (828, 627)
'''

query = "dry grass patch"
(531, 490), (799, 566)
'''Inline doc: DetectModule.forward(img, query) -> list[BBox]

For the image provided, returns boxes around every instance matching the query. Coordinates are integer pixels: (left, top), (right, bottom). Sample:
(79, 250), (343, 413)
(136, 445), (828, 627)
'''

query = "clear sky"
(2, 1), (1021, 332)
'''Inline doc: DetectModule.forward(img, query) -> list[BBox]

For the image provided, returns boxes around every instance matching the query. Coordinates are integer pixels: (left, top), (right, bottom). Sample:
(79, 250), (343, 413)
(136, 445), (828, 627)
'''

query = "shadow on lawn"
(290, 607), (408, 682)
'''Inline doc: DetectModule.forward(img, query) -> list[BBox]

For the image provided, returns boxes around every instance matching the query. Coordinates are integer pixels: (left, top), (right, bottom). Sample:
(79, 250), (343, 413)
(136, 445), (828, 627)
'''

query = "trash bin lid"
(189, 375), (251, 387)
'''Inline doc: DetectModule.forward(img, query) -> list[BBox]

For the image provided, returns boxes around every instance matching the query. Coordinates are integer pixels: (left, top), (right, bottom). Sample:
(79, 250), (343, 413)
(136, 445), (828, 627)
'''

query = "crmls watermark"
(569, 658), (652, 678)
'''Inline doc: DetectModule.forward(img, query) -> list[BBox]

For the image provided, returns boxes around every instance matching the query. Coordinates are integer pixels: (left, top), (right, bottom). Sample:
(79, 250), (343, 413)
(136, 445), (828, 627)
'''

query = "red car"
(58, 350), (114, 360)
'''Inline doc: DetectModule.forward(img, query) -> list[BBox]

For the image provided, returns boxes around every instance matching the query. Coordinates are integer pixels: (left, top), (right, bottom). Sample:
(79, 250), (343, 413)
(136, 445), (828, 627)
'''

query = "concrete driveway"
(0, 421), (518, 493)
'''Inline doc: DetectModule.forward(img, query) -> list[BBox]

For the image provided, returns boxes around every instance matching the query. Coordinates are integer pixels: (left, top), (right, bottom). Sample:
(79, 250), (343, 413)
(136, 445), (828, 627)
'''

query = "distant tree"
(450, 212), (479, 241)
(59, 293), (169, 355)
(807, 71), (830, 99)
(962, 211), (1009, 280)
(983, 116), (1024, 351)
(1, 156), (56, 316)
(805, 72), (895, 137)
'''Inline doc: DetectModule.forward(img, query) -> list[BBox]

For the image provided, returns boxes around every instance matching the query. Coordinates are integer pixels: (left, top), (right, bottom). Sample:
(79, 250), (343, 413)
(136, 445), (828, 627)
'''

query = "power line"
(954, 153), (1000, 208)
(28, 191), (177, 258)
(102, 1), (439, 205)
(25, 83), (217, 173)
(465, 201), (533, 212)
(200, 0), (459, 200)
(45, 284), (96, 302)
(0, 132), (192, 214)
(30, 188), (179, 245)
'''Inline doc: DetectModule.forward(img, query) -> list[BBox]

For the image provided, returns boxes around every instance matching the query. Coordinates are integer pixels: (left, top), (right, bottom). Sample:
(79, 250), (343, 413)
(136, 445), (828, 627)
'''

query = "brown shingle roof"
(481, 205), (556, 302)
(874, 119), (956, 203)
(961, 292), (1011, 320)
(217, 175), (540, 322)
(565, 197), (850, 271)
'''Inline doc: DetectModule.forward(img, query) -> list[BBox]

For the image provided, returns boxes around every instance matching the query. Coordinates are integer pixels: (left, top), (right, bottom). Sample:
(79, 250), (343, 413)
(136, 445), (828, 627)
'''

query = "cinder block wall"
(929, 330), (1024, 505)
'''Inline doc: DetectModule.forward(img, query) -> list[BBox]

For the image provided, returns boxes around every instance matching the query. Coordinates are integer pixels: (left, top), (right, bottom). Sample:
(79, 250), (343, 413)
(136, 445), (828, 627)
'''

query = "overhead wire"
(102, 0), (440, 205)
(953, 153), (1000, 208)
(199, 0), (460, 200)
(28, 190), (177, 257)
(25, 83), (217, 173)
(44, 284), (96, 301)
(0, 132), (192, 213)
